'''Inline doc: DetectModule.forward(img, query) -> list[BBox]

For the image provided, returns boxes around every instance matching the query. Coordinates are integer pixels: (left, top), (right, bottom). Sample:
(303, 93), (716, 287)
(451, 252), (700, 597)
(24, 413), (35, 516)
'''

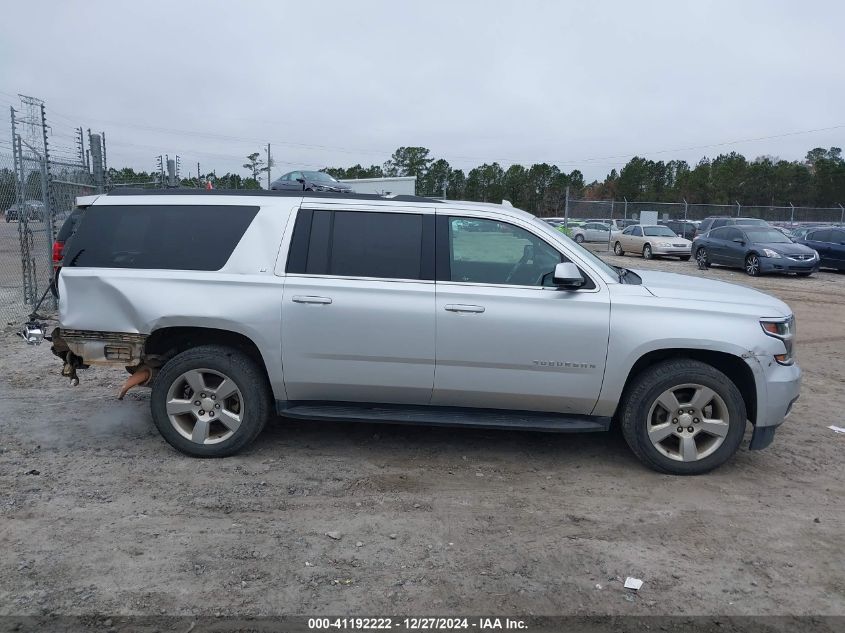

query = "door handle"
(445, 304), (485, 313)
(292, 295), (332, 305)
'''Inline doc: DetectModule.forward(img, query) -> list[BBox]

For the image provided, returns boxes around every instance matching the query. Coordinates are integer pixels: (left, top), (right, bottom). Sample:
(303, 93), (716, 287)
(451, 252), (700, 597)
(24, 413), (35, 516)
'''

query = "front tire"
(745, 254), (761, 276)
(614, 242), (625, 256)
(574, 234), (584, 244)
(642, 244), (653, 260)
(620, 359), (747, 475)
(151, 345), (271, 457)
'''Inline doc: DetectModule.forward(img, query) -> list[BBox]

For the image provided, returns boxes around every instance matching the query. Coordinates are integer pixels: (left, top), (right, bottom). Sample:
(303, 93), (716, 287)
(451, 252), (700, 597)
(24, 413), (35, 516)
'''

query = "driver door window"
(447, 217), (562, 286)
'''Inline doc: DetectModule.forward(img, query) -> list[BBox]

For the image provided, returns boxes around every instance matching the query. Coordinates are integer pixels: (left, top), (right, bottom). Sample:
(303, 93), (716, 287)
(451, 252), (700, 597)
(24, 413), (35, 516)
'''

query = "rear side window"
(709, 227), (731, 239)
(711, 219), (730, 229)
(64, 204), (258, 270)
(809, 229), (831, 242)
(287, 209), (433, 280)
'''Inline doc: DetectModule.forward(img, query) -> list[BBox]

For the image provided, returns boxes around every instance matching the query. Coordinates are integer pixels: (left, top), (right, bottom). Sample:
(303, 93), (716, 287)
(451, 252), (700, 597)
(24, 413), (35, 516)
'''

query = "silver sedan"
(613, 225), (692, 260)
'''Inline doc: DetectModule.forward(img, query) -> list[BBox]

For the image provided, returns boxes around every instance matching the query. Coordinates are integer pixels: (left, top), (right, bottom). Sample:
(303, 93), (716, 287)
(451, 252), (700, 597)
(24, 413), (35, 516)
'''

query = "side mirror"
(296, 177), (305, 184)
(552, 262), (584, 289)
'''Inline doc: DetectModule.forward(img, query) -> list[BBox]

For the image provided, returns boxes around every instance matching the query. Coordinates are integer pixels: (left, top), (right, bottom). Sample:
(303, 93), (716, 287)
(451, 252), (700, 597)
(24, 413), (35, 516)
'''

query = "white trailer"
(339, 176), (416, 196)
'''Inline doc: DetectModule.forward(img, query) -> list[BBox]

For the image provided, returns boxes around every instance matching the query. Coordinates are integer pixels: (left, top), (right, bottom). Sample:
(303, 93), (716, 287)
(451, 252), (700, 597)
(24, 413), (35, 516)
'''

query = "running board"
(277, 401), (610, 433)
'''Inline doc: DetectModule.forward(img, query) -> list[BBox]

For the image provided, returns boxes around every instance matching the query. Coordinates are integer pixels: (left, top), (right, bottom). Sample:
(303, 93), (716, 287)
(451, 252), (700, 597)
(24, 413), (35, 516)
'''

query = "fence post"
(683, 198), (688, 221)
(735, 200), (741, 217)
(563, 186), (570, 228)
(789, 203), (794, 225)
(608, 199), (614, 252)
(623, 197), (628, 219)
(840, 204), (844, 224)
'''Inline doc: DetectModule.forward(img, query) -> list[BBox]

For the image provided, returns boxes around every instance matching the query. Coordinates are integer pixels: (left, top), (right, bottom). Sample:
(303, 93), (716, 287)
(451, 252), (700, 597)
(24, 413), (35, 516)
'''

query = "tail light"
(52, 240), (64, 269)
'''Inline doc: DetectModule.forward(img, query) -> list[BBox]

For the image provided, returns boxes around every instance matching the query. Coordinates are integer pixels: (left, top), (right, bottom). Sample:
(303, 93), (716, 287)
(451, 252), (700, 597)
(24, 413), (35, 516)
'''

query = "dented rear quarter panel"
(58, 196), (298, 399)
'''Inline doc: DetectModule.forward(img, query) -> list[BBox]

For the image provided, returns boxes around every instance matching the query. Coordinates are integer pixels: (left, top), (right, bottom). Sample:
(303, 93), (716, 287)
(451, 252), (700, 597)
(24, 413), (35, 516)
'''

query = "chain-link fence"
(562, 198), (845, 225)
(1, 96), (101, 329)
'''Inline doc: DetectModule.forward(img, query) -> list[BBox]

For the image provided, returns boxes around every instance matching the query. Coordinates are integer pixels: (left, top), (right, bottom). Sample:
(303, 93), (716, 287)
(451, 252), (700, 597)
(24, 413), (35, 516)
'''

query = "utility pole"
(563, 186), (570, 228)
(266, 143), (272, 189)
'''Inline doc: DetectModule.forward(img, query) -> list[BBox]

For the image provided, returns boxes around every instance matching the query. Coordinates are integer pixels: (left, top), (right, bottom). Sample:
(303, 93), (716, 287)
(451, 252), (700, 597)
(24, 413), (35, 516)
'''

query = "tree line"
(18, 144), (840, 217)
(324, 146), (845, 212)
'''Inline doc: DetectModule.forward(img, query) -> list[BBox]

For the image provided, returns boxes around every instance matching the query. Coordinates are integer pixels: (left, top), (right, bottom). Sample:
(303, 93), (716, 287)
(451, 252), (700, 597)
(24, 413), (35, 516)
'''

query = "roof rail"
(104, 188), (439, 204)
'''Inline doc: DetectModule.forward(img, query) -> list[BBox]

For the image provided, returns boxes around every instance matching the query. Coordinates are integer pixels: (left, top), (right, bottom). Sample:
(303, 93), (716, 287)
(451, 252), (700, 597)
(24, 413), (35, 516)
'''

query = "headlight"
(811, 250), (819, 259)
(761, 316), (795, 365)
(762, 249), (781, 258)
(657, 241), (672, 247)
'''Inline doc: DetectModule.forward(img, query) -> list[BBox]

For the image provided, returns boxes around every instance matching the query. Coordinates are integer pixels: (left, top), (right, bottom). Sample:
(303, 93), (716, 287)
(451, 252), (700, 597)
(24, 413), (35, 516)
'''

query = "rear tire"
(620, 359), (747, 475)
(695, 247), (709, 268)
(151, 345), (271, 457)
(575, 234), (584, 244)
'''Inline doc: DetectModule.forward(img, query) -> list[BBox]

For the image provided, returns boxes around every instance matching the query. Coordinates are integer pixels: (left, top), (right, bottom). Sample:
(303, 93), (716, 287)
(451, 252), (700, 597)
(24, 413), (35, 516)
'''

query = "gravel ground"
(0, 252), (843, 619)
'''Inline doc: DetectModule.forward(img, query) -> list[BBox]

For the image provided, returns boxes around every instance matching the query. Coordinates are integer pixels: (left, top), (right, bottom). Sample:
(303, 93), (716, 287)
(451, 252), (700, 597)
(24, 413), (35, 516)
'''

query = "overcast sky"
(1, 0), (843, 182)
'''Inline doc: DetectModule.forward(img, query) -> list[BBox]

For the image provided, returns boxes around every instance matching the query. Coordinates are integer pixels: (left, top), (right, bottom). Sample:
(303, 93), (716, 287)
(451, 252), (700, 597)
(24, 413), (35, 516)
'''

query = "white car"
(613, 225), (692, 260)
(572, 221), (614, 243)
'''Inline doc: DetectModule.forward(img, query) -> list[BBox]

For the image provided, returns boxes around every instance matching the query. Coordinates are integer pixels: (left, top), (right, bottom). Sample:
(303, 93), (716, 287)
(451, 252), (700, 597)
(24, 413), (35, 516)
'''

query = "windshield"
(303, 171), (338, 183)
(643, 226), (677, 237)
(745, 228), (792, 243)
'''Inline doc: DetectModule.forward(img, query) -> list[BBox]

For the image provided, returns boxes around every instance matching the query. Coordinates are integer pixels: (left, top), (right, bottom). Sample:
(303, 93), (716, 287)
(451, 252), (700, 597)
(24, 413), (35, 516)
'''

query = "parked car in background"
(270, 170), (354, 193)
(571, 221), (613, 243)
(795, 226), (845, 271)
(661, 219), (697, 240)
(789, 225), (832, 240)
(695, 216), (769, 238)
(5, 200), (45, 222)
(613, 225), (692, 260)
(596, 218), (625, 230)
(693, 226), (818, 276)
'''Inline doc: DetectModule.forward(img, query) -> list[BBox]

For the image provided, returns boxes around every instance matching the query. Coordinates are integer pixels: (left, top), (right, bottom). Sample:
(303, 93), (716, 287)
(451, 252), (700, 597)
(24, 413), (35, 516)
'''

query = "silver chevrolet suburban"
(46, 189), (801, 475)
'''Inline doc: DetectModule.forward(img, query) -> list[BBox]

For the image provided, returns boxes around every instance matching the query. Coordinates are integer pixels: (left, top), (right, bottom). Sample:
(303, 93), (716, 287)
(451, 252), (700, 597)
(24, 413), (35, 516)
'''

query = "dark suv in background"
(796, 226), (845, 271)
(695, 216), (769, 238)
(661, 219), (697, 240)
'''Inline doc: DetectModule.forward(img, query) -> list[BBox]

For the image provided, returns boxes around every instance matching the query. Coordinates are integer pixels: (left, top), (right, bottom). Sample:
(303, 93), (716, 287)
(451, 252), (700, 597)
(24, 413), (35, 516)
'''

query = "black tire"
(745, 253), (761, 276)
(642, 244), (653, 260)
(574, 234), (584, 243)
(695, 247), (709, 268)
(796, 272), (812, 277)
(680, 255), (691, 261)
(619, 359), (747, 475)
(613, 242), (625, 256)
(150, 345), (271, 457)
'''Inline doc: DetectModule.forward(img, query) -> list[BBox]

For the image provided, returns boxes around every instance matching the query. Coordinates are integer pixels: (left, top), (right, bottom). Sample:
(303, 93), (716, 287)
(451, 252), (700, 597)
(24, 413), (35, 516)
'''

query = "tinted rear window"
(287, 209), (432, 280)
(64, 204), (258, 270)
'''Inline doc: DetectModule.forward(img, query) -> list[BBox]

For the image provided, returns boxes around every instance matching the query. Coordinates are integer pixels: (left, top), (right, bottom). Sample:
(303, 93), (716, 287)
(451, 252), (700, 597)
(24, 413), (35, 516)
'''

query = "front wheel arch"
(616, 348), (756, 428)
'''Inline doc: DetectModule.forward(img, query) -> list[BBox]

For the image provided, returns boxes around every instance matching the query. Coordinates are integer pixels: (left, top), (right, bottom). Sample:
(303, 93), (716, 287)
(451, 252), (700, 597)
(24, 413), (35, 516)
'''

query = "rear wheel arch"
(143, 326), (271, 388)
(617, 348), (756, 426)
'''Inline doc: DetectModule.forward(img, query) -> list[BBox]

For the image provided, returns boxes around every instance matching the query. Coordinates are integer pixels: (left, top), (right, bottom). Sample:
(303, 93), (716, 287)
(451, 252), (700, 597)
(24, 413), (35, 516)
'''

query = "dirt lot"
(0, 252), (843, 619)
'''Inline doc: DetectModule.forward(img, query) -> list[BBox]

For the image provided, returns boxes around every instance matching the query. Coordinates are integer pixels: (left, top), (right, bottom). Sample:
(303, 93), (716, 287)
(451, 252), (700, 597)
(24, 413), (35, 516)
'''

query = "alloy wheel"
(643, 245), (652, 259)
(745, 254), (760, 276)
(696, 247), (708, 266)
(646, 383), (730, 462)
(614, 242), (624, 256)
(165, 368), (244, 445)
